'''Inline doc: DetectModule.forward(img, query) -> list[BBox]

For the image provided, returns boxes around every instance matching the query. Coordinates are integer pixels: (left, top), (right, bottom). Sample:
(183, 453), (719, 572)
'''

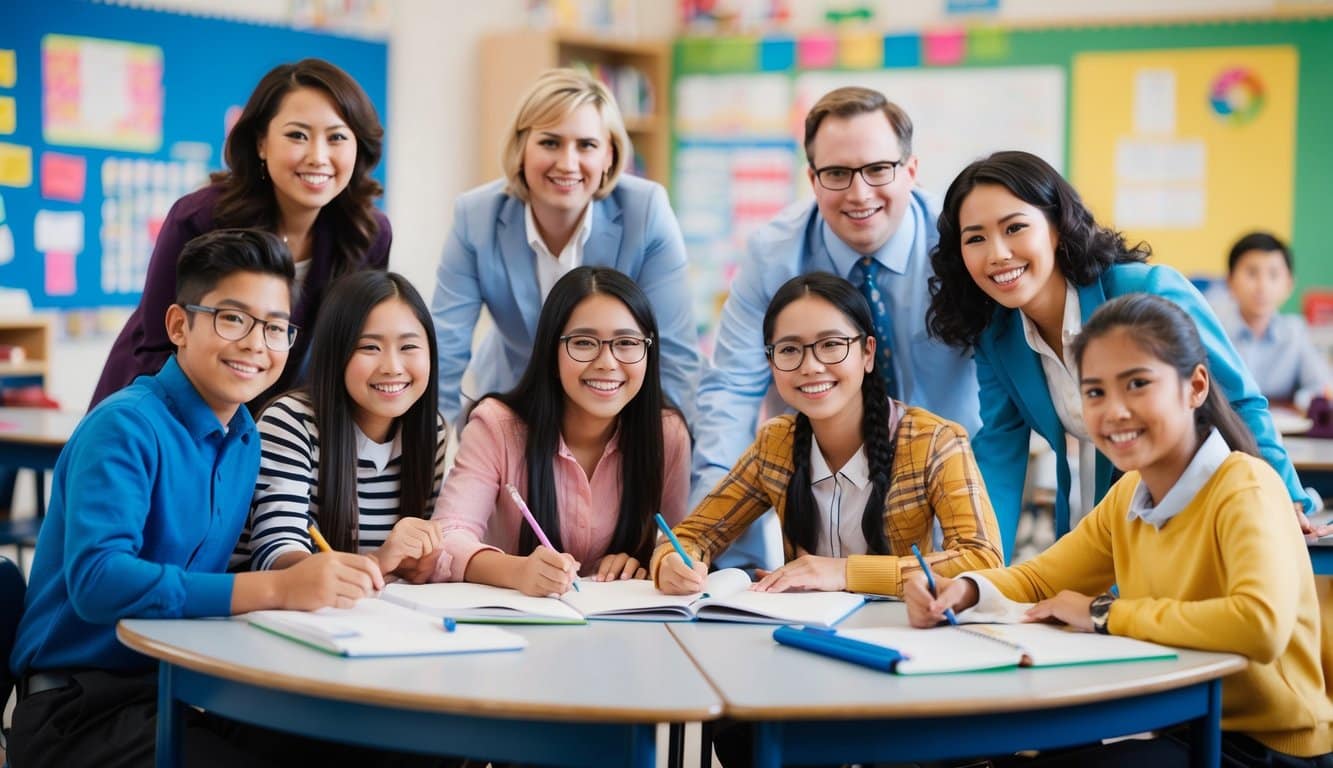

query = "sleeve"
(1109, 473), (1301, 662)
(425, 413), (449, 514)
(969, 346), (1032, 558)
(1293, 319), (1333, 411)
(845, 421), (1004, 596)
(690, 234), (779, 508)
(430, 406), (508, 581)
(1151, 268), (1315, 512)
(61, 408), (233, 622)
(652, 423), (784, 585)
(432, 197), (486, 426)
(368, 211), (393, 269)
(128, 197), (206, 379)
(659, 411), (693, 527)
(247, 400), (318, 571)
(638, 185), (702, 427)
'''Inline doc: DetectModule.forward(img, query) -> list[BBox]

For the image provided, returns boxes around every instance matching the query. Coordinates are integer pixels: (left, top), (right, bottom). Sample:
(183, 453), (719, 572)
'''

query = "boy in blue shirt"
(7, 229), (385, 768)
(1223, 231), (1332, 412)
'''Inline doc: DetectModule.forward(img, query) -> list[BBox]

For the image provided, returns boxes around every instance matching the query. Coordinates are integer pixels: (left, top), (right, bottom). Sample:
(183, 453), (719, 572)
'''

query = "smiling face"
(1079, 327), (1208, 499)
(767, 294), (874, 432)
(167, 271), (292, 425)
(1228, 248), (1293, 327)
(557, 293), (648, 431)
(342, 297), (431, 443)
(806, 110), (918, 255)
(257, 86), (357, 226)
(522, 103), (613, 228)
(958, 183), (1066, 314)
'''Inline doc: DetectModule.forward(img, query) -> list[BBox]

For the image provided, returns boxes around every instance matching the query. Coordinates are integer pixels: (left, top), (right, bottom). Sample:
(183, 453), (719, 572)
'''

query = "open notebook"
(775, 622), (1177, 675)
(244, 597), (527, 657)
(382, 568), (865, 629)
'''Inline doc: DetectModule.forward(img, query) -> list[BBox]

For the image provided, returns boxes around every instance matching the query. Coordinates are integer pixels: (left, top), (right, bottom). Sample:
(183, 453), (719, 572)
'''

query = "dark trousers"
(992, 730), (1333, 768)
(8, 669), (462, 768)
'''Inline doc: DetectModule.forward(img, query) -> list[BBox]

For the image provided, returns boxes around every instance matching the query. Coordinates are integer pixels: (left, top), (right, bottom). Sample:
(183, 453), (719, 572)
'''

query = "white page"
(382, 581), (584, 623)
(838, 626), (1023, 675)
(961, 623), (1177, 667)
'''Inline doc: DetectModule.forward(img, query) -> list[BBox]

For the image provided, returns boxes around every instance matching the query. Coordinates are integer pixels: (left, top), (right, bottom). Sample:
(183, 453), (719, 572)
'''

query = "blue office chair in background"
(1, 555), (25, 766)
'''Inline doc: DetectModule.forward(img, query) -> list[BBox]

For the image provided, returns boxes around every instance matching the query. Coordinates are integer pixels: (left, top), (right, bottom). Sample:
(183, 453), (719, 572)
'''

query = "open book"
(382, 568), (865, 629)
(775, 622), (1177, 675)
(244, 597), (527, 657)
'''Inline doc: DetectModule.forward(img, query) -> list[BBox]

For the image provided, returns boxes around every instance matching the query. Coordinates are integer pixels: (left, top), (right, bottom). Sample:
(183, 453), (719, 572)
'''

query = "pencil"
(504, 483), (580, 592)
(911, 543), (957, 626)
(308, 524), (333, 554)
(655, 513), (695, 569)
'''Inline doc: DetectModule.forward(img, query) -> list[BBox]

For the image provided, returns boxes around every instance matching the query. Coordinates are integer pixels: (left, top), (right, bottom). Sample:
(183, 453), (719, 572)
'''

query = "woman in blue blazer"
(432, 69), (699, 427)
(926, 151), (1312, 561)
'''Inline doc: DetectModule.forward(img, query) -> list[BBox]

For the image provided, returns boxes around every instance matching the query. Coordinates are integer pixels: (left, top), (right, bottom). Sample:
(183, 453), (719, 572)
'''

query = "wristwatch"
(1089, 592), (1116, 635)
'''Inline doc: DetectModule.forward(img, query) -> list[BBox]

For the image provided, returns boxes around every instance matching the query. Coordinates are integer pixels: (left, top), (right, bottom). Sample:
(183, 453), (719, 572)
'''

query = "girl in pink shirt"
(426, 266), (690, 596)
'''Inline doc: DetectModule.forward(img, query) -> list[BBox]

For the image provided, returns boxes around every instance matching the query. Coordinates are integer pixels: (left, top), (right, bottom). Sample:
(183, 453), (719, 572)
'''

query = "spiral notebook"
(774, 623), (1177, 675)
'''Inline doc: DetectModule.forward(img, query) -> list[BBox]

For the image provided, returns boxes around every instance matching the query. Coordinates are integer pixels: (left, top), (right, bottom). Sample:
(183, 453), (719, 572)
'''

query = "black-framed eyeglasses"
(184, 304), (299, 351)
(559, 334), (652, 364)
(765, 335), (864, 372)
(811, 160), (904, 191)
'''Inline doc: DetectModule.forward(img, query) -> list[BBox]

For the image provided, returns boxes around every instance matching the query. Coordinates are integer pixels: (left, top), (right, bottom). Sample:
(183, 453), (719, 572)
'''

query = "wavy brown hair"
(210, 58), (384, 279)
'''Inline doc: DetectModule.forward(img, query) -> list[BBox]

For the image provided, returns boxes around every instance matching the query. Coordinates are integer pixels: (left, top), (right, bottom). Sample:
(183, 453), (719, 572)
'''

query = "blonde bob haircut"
(501, 68), (632, 203)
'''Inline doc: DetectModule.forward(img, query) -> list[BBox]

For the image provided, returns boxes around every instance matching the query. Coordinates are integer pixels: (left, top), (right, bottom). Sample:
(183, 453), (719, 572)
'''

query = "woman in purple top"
(92, 58), (392, 411)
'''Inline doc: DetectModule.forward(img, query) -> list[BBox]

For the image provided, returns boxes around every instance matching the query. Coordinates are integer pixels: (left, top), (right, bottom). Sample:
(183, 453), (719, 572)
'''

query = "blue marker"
(911, 544), (957, 626)
(655, 513), (694, 569)
(443, 617), (457, 633)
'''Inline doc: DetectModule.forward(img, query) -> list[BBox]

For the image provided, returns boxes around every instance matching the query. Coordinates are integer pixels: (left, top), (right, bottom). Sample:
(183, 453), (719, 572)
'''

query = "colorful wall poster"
(42, 34), (163, 152)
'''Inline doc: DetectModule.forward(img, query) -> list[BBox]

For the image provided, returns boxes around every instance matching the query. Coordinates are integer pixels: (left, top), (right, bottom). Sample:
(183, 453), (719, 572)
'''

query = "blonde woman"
(432, 68), (699, 426)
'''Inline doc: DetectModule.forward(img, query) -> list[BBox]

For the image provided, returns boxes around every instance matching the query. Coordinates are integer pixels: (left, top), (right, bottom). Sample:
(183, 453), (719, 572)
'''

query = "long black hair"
(926, 150), (1150, 350)
(301, 270), (440, 551)
(762, 272), (896, 555)
(1071, 293), (1259, 457)
(486, 266), (671, 563)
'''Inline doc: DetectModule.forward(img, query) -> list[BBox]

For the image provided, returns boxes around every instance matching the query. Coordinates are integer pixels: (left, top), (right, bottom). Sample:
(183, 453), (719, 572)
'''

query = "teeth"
(549, 177), (581, 188)
(992, 266), (1026, 285)
(799, 382), (834, 394)
(372, 382), (408, 394)
(225, 361), (259, 374)
(584, 380), (622, 392)
(845, 208), (878, 220)
(1107, 431), (1141, 444)
(298, 173), (331, 184)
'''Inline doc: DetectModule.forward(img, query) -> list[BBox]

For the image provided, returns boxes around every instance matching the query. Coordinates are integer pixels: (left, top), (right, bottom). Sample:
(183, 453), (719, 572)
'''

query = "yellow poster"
(1071, 46), (1296, 278)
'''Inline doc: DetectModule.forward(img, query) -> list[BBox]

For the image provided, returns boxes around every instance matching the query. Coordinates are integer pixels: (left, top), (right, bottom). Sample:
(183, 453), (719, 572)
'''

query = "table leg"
(699, 720), (713, 768)
(1188, 679), (1223, 768)
(753, 721), (782, 768)
(155, 664), (182, 768)
(667, 723), (684, 768)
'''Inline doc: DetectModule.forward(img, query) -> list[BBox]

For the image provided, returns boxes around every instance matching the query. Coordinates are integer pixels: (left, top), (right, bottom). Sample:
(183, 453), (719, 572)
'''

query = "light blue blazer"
(431, 176), (700, 427)
(973, 261), (1312, 561)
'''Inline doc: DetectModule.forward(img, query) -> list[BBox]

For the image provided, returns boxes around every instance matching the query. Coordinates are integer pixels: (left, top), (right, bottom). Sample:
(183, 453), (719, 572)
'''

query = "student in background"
(908, 293), (1333, 768)
(432, 68), (699, 428)
(92, 58), (391, 412)
(654, 273), (1002, 598)
(418, 266), (690, 596)
(926, 151), (1317, 559)
(691, 86), (980, 574)
(235, 270), (447, 579)
(8, 230), (384, 768)
(1223, 231), (1332, 412)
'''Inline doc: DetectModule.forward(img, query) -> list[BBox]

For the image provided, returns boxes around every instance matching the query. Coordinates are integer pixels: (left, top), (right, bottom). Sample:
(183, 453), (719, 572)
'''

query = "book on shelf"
(0, 345), (26, 363)
(774, 621), (1177, 675)
(382, 568), (865, 629)
(243, 597), (527, 658)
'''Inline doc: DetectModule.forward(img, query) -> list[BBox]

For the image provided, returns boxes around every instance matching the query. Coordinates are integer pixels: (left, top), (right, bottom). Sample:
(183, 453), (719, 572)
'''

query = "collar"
(1127, 429), (1231, 529)
(1020, 279), (1081, 359)
(524, 201), (594, 260)
(156, 356), (253, 441)
(807, 434), (871, 490)
(820, 206), (915, 279)
(354, 422), (402, 474)
(556, 421), (622, 462)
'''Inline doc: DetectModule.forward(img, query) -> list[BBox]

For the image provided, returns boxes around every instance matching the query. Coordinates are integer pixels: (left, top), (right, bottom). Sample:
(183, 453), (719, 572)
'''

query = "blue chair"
(0, 517), (40, 573)
(1, 555), (25, 762)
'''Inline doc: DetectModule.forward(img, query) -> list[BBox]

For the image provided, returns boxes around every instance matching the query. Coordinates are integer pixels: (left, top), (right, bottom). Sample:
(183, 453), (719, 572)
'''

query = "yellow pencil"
(308, 524), (333, 553)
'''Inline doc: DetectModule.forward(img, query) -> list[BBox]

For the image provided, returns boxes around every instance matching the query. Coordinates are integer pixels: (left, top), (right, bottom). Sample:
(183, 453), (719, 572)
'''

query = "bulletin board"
(0, 0), (388, 311)
(673, 16), (1333, 340)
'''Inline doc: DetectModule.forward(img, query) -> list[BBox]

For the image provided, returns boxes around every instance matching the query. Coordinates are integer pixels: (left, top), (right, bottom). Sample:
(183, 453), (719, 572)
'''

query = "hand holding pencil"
(505, 483), (581, 596)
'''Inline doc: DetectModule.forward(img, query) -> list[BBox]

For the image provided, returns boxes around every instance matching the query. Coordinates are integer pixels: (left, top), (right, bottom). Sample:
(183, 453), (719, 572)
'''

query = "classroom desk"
(669, 603), (1246, 768)
(0, 406), (78, 469)
(118, 618), (722, 768)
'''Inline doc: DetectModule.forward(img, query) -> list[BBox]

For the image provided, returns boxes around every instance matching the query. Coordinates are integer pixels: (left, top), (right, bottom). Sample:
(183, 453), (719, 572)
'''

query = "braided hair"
(762, 272), (897, 555)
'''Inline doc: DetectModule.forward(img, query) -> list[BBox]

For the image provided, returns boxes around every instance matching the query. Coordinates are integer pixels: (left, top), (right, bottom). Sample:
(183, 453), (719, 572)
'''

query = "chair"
(1, 555), (26, 759)
(0, 516), (40, 573)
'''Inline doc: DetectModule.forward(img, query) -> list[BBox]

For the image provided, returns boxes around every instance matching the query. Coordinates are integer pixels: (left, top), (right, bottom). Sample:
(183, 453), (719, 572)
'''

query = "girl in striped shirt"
(238, 270), (447, 578)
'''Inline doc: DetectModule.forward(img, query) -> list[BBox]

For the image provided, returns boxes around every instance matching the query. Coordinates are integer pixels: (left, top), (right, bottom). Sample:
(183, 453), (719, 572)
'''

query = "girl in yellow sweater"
(908, 293), (1333, 766)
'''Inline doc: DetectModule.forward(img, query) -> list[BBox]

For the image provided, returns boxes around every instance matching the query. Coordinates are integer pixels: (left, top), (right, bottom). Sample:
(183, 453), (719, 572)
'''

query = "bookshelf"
(477, 29), (671, 189)
(0, 318), (51, 383)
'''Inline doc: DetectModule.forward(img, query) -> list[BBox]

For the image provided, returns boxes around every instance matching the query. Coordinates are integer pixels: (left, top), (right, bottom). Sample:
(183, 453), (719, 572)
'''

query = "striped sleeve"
(249, 396), (319, 571)
(427, 413), (448, 514)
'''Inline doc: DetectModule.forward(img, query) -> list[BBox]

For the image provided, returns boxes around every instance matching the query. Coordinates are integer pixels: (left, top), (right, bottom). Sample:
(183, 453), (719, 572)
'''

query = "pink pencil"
(505, 483), (579, 591)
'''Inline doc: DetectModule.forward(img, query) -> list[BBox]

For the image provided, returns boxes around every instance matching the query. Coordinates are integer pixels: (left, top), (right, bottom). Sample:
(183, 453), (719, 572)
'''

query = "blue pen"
(655, 513), (694, 569)
(911, 544), (958, 626)
(443, 617), (457, 633)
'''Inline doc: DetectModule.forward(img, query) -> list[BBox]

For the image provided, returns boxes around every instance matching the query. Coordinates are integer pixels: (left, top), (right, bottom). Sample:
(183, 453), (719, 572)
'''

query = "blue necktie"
(855, 257), (898, 398)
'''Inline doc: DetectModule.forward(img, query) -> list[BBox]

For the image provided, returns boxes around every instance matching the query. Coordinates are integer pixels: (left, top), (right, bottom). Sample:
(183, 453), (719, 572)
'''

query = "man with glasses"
(692, 86), (981, 572)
